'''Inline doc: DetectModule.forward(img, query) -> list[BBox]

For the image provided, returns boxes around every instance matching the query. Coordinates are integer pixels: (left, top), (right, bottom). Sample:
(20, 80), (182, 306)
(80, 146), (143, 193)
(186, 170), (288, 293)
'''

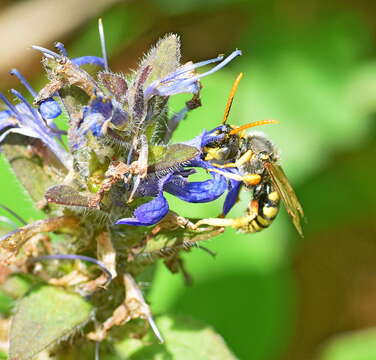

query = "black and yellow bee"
(196, 73), (304, 237)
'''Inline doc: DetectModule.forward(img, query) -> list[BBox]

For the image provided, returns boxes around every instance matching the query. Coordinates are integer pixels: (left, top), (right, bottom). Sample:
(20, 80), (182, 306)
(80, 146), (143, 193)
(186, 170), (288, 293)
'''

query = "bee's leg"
(194, 214), (255, 230)
(235, 150), (253, 167)
(211, 150), (254, 169)
(209, 168), (261, 186)
(195, 217), (240, 228)
(195, 199), (259, 231)
(212, 162), (237, 169)
(150, 212), (197, 235)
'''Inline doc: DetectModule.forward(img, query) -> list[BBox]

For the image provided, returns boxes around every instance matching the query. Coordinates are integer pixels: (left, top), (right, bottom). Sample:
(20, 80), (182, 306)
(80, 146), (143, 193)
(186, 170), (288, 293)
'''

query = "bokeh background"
(1, 0), (376, 359)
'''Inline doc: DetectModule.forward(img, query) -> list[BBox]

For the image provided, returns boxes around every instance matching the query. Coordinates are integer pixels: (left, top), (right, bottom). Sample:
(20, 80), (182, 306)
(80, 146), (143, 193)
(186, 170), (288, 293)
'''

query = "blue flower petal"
(72, 56), (105, 68)
(165, 172), (227, 203)
(9, 69), (62, 121)
(116, 193), (169, 226)
(0, 127), (39, 143)
(144, 50), (242, 98)
(0, 91), (70, 168)
(39, 99), (62, 119)
(0, 110), (14, 132)
(116, 175), (173, 227)
(223, 179), (242, 215)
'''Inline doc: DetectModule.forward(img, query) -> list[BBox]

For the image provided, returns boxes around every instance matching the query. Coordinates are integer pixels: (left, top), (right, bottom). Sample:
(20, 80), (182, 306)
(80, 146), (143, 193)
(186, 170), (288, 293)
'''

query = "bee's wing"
(265, 162), (304, 237)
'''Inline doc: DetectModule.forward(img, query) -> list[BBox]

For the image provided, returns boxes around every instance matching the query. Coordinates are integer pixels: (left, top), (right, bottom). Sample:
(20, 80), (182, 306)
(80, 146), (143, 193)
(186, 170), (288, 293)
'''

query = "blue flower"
(144, 50), (242, 98)
(115, 131), (240, 227)
(0, 45), (107, 167)
(115, 169), (227, 226)
(3, 36), (243, 228)
(0, 76), (70, 168)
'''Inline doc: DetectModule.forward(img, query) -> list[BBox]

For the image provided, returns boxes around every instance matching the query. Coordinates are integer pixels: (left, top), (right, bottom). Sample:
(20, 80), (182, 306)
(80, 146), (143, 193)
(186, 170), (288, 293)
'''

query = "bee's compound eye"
(218, 146), (231, 158)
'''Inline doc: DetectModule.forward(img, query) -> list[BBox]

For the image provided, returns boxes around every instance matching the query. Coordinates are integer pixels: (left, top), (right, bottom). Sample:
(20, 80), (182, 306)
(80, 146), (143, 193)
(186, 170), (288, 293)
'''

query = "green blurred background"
(1, 0), (376, 359)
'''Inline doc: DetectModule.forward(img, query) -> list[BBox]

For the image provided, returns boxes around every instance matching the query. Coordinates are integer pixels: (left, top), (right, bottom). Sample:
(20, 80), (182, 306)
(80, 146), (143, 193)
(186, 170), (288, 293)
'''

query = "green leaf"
(115, 314), (237, 360)
(319, 328), (376, 360)
(1, 135), (60, 205)
(9, 285), (94, 360)
(148, 144), (199, 173)
(1, 275), (34, 300)
(0, 291), (13, 316)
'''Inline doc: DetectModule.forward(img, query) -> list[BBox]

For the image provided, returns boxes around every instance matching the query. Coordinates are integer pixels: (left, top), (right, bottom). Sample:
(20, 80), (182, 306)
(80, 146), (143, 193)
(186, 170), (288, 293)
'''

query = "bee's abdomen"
(247, 182), (280, 232)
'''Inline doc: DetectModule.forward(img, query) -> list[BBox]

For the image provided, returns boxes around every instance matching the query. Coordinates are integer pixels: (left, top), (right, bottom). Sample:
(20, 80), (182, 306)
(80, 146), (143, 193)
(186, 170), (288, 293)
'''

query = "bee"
(196, 73), (304, 237)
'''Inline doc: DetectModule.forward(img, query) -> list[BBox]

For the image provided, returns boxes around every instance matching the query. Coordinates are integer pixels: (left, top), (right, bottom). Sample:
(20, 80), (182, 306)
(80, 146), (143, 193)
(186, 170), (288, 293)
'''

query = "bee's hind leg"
(194, 199), (259, 231)
(194, 214), (256, 231)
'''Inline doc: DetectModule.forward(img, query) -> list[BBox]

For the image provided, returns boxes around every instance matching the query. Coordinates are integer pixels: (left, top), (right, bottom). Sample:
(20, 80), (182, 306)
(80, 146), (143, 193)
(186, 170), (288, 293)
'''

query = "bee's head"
(202, 125), (239, 161)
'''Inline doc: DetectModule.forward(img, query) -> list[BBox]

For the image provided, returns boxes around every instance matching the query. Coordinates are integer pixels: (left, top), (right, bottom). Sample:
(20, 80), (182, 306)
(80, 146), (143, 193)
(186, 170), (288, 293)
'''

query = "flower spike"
(144, 49), (242, 98)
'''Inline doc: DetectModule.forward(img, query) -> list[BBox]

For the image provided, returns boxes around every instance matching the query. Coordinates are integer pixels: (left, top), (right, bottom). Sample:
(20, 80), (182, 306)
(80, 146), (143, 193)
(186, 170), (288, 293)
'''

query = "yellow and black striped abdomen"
(246, 182), (280, 233)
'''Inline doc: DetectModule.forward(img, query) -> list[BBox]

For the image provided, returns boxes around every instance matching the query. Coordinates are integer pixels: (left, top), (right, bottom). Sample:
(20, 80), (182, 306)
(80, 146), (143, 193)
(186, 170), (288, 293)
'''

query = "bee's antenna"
(222, 72), (243, 125)
(229, 119), (279, 135)
(98, 18), (109, 72)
